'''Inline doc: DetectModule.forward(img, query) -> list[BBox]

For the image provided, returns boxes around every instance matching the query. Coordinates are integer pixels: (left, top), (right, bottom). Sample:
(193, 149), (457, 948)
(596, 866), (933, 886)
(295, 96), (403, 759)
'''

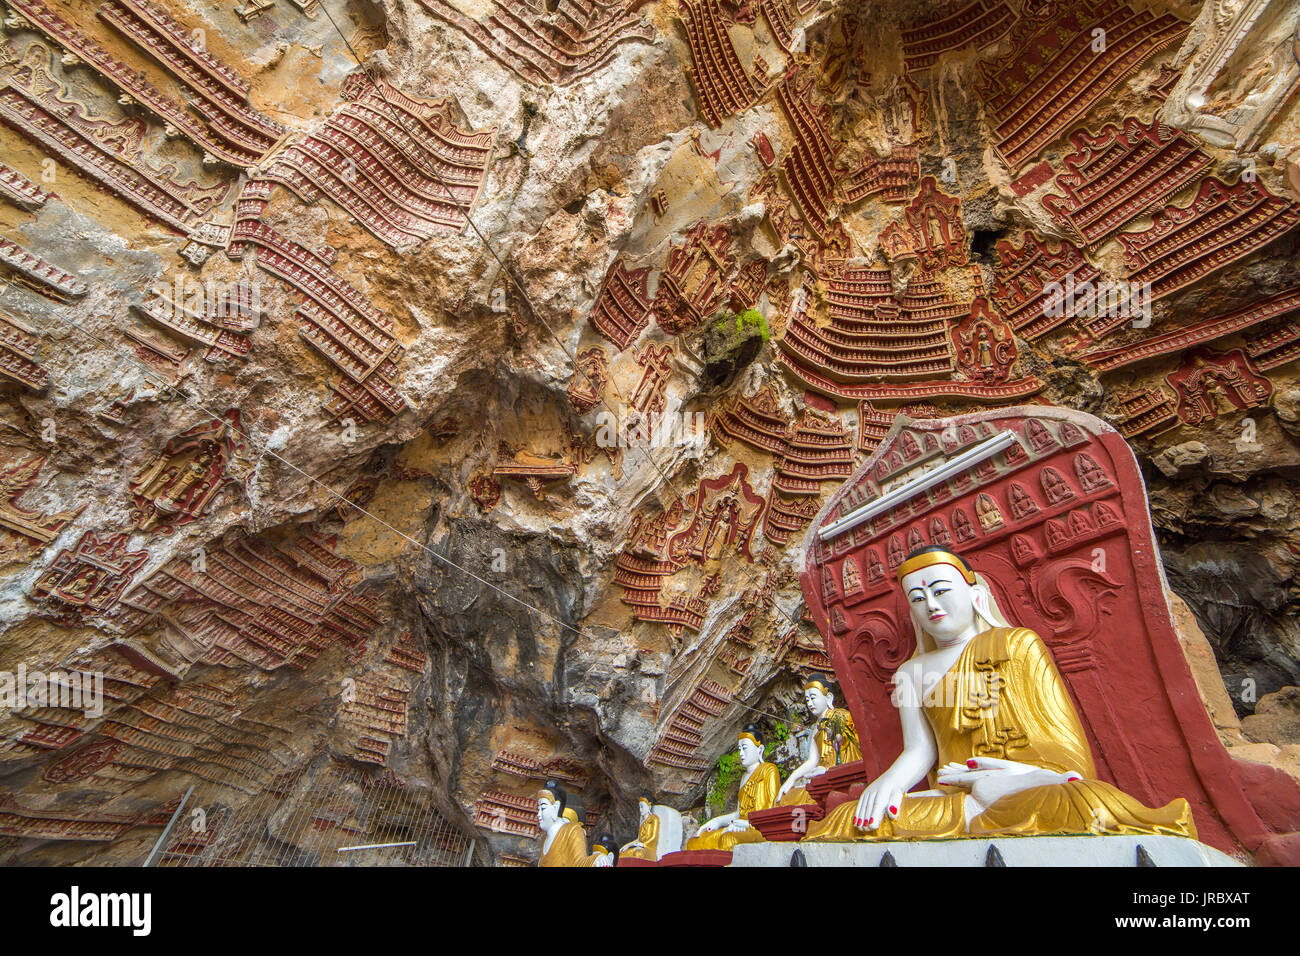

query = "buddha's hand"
(593, 855), (614, 868)
(853, 773), (905, 832)
(724, 819), (751, 833)
(937, 757), (1081, 809)
(697, 818), (722, 835)
(808, 766), (828, 777)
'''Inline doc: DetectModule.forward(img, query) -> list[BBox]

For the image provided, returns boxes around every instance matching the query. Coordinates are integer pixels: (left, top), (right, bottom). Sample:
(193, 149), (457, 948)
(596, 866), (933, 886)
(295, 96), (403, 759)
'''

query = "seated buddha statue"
(619, 796), (661, 860)
(590, 832), (618, 867)
(685, 726), (781, 851)
(806, 546), (1197, 843)
(537, 780), (607, 866)
(776, 678), (862, 806)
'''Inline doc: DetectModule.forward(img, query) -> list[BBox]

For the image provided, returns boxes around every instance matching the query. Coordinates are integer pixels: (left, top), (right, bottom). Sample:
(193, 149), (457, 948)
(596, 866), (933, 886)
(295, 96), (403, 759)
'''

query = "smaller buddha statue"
(777, 678), (862, 806)
(537, 779), (605, 867)
(619, 796), (661, 860)
(590, 832), (618, 868)
(684, 726), (780, 851)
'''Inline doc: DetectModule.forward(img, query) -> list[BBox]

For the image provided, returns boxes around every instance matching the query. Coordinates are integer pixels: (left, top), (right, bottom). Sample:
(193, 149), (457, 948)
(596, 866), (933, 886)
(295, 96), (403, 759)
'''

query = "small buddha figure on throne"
(685, 726), (780, 851)
(620, 796), (661, 860)
(776, 679), (862, 806)
(806, 546), (1197, 842)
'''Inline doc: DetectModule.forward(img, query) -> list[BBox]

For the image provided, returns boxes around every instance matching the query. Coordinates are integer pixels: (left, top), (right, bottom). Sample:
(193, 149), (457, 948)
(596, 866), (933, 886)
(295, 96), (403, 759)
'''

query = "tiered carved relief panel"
(974, 1), (1189, 170)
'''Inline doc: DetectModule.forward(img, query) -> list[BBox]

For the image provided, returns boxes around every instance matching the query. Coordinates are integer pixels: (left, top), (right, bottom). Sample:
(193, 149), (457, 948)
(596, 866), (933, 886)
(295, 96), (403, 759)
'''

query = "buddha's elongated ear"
(971, 583), (993, 624)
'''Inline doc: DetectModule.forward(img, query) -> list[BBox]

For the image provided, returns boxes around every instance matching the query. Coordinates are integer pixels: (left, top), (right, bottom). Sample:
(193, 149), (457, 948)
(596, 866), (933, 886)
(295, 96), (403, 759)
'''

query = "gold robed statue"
(807, 546), (1197, 842)
(777, 678), (862, 806)
(685, 727), (780, 851)
(537, 780), (610, 866)
(619, 797), (661, 860)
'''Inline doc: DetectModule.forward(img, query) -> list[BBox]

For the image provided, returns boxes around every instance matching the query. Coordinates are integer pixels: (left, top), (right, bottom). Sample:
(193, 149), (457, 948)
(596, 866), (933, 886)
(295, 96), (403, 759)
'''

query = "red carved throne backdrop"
(800, 407), (1300, 859)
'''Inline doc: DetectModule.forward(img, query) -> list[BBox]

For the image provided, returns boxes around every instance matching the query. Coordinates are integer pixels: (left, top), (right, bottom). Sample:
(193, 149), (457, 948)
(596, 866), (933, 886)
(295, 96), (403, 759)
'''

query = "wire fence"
(149, 766), (479, 867)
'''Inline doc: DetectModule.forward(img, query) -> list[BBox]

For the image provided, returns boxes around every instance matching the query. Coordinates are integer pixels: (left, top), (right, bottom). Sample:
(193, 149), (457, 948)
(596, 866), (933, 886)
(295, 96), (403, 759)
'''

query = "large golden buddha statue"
(685, 727), (780, 851)
(537, 780), (610, 866)
(776, 678), (862, 806)
(619, 796), (661, 860)
(806, 546), (1196, 842)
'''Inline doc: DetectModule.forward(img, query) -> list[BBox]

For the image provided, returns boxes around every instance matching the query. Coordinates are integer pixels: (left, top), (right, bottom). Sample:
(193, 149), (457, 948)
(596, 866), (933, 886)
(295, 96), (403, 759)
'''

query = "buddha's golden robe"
(685, 762), (781, 851)
(539, 820), (602, 866)
(806, 627), (1197, 842)
(778, 707), (864, 807)
(619, 812), (661, 860)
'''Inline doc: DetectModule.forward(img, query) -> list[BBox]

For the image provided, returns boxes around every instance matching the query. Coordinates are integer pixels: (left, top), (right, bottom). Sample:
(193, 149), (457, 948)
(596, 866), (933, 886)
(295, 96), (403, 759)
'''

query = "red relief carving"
(991, 231), (1102, 340)
(857, 401), (938, 453)
(1118, 177), (1300, 303)
(653, 221), (734, 334)
(468, 472), (502, 512)
(776, 68), (844, 243)
(776, 267), (958, 398)
(134, 280), (260, 362)
(879, 176), (968, 270)
(474, 790), (541, 836)
(711, 382), (791, 455)
(647, 678), (732, 774)
(257, 74), (496, 249)
(589, 260), (652, 350)
(838, 144), (919, 205)
(763, 488), (819, 546)
(759, 0), (795, 51)
(751, 129), (776, 166)
(0, 235), (86, 301)
(0, 312), (48, 389)
(1245, 315), (1300, 371)
(97, 0), (283, 162)
(1009, 160), (1054, 197)
(666, 462), (766, 565)
(1113, 385), (1179, 440)
(129, 409), (244, 533)
(630, 342), (674, 416)
(804, 406), (1300, 856)
(0, 159), (49, 208)
(678, 0), (773, 128)
(1165, 349), (1273, 426)
(0, 453), (82, 549)
(729, 259), (767, 310)
(493, 449), (576, 497)
(384, 631), (427, 674)
(0, 49), (232, 232)
(32, 531), (149, 624)
(232, 221), (406, 422)
(772, 408), (854, 495)
(5, 0), (259, 166)
(1079, 286), (1300, 375)
(42, 738), (123, 783)
(567, 345), (608, 413)
(114, 529), (382, 672)
(1146, 62), (1181, 102)
(950, 298), (1017, 383)
(974, 1), (1189, 170)
(340, 679), (410, 765)
(0, 796), (139, 842)
(900, 0), (1015, 75)
(1042, 117), (1211, 249)
(416, 0), (653, 86)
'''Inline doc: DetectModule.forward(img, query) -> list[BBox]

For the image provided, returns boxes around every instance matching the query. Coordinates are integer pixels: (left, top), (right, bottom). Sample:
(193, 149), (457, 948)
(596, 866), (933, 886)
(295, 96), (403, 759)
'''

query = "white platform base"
(729, 834), (1242, 867)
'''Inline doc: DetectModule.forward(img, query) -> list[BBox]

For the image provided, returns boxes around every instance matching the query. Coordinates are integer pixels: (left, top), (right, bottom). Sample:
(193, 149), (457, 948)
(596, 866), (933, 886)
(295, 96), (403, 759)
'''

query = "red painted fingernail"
(889, 805), (898, 814)
(967, 759), (977, 768)
(867, 817), (874, 824)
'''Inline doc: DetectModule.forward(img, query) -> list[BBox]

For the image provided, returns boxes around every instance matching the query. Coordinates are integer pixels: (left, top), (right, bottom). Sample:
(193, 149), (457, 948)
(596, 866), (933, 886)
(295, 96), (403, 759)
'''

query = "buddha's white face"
(737, 737), (763, 768)
(639, 801), (650, 823)
(901, 565), (981, 646)
(537, 796), (560, 829)
(804, 687), (832, 718)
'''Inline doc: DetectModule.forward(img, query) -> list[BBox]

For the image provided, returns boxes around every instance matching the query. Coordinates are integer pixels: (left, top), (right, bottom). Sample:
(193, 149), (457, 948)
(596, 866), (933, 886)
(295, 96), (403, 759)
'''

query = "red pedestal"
(654, 849), (733, 867)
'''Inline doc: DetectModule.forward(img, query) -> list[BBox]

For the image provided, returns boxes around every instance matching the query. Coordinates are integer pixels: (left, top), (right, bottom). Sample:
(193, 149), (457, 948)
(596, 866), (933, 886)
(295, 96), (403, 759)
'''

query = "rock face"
(0, 0), (1298, 864)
